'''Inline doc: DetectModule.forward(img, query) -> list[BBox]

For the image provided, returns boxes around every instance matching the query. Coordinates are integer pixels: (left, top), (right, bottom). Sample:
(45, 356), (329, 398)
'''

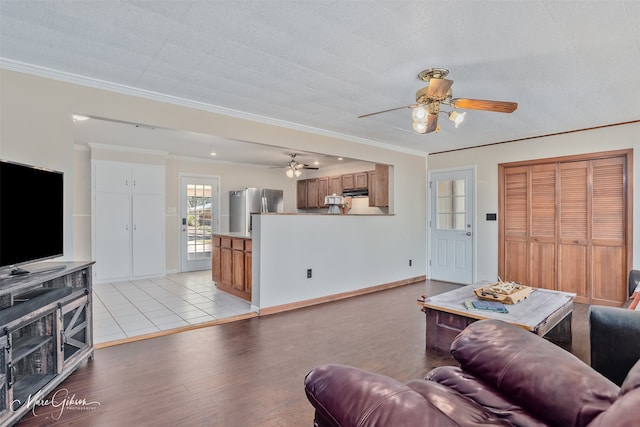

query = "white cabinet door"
(132, 193), (165, 277)
(94, 162), (131, 193)
(132, 165), (164, 195)
(94, 192), (131, 281)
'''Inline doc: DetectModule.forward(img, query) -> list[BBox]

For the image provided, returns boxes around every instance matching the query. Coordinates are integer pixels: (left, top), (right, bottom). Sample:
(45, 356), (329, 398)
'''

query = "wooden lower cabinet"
(212, 234), (251, 301)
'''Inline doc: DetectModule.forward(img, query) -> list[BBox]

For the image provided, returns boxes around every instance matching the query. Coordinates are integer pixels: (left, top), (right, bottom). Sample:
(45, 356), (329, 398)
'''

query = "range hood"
(342, 189), (369, 198)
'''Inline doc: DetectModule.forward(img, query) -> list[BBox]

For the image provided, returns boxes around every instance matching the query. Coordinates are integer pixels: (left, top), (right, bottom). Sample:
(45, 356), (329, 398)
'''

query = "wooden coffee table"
(418, 284), (576, 353)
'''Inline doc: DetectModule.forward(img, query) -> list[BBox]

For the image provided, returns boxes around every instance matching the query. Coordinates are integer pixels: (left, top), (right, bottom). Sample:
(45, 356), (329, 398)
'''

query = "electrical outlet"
(409, 259), (412, 266)
(307, 268), (312, 278)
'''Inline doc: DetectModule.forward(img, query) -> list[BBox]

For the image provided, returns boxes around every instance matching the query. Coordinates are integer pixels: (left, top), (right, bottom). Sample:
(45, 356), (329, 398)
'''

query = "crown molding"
(1, 58), (426, 158)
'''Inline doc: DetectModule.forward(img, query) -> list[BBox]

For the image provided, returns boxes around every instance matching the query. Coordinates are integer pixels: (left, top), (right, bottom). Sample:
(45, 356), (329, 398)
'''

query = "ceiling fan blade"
(427, 79), (453, 100)
(425, 112), (439, 133)
(358, 104), (416, 118)
(450, 98), (518, 113)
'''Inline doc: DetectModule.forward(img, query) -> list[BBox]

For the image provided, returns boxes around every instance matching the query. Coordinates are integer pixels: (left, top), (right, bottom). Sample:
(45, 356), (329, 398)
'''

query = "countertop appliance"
(229, 188), (284, 234)
(325, 194), (344, 214)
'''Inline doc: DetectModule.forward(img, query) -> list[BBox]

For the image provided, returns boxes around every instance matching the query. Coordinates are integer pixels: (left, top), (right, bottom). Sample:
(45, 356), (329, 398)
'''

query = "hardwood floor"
(15, 280), (591, 426)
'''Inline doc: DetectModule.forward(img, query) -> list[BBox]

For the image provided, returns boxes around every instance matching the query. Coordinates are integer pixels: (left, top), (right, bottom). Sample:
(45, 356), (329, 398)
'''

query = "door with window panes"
(180, 176), (218, 272)
(429, 168), (474, 284)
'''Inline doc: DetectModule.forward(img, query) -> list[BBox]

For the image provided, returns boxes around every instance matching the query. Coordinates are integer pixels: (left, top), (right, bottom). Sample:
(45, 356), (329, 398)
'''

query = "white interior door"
(180, 175), (219, 272)
(429, 168), (474, 284)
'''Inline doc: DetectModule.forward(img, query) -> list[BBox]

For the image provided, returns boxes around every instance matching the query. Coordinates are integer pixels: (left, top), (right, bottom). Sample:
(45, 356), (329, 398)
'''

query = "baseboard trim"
(258, 275), (426, 316)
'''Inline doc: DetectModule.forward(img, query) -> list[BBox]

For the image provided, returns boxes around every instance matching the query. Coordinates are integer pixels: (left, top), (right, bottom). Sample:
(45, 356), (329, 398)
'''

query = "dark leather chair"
(305, 318), (640, 427)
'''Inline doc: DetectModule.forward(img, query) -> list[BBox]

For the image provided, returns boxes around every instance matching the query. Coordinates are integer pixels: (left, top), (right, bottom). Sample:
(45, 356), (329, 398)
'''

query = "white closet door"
(94, 192), (131, 281)
(95, 162), (131, 193)
(132, 193), (165, 277)
(132, 165), (164, 194)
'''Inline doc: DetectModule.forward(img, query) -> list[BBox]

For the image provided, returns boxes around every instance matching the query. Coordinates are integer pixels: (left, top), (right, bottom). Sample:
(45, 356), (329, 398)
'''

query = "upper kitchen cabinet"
(342, 172), (368, 190)
(370, 164), (389, 207)
(329, 176), (342, 196)
(297, 164), (390, 211)
(296, 180), (307, 209)
(297, 178), (320, 209)
(306, 178), (320, 208)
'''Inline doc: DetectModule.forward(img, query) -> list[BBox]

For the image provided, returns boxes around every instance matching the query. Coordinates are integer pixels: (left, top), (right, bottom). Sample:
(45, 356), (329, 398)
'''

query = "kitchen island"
(211, 233), (252, 301)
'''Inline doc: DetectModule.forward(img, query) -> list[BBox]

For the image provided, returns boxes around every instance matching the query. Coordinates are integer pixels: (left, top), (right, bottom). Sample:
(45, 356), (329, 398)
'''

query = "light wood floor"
(16, 280), (590, 426)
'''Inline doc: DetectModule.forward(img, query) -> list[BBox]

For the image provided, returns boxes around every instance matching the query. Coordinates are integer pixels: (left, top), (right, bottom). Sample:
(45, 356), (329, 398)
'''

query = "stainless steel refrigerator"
(229, 188), (284, 234)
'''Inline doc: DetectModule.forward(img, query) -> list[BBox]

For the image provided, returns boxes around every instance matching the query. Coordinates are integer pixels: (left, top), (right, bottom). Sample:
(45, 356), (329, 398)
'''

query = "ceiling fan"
(281, 153), (318, 178)
(359, 68), (518, 134)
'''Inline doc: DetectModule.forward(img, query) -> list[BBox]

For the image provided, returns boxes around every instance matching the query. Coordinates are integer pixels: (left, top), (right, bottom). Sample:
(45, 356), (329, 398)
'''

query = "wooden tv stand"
(0, 261), (94, 425)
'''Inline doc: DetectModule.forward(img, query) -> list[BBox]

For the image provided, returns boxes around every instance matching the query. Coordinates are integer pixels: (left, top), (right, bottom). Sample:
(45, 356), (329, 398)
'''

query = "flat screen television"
(0, 159), (64, 276)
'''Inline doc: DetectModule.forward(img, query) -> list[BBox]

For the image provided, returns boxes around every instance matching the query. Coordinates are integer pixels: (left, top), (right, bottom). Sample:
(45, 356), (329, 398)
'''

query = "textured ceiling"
(1, 0), (639, 164)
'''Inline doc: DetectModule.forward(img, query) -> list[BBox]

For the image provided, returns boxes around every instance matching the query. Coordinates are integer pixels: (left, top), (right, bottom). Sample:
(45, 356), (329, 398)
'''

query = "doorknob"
(466, 232), (472, 236)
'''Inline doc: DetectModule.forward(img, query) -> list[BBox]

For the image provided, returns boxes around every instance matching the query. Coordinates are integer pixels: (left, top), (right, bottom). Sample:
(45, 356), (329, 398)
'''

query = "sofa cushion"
(451, 319), (618, 427)
(587, 387), (640, 427)
(619, 358), (640, 396)
(427, 365), (548, 427)
(304, 364), (461, 427)
(406, 379), (512, 426)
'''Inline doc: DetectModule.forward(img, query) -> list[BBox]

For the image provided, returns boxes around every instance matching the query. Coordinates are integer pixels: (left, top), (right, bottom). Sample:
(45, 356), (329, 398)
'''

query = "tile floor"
(92, 270), (253, 345)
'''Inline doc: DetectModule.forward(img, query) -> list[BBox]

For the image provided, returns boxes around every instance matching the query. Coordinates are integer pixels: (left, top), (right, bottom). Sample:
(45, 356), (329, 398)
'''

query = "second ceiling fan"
(359, 68), (518, 134)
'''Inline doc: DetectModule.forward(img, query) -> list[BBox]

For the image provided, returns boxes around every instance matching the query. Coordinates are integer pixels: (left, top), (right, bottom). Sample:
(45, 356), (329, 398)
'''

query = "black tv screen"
(0, 160), (64, 273)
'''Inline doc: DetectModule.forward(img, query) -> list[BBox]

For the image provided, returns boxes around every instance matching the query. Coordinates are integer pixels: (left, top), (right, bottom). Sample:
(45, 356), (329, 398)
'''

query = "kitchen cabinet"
(318, 177), (329, 207)
(296, 180), (307, 209)
(244, 240), (252, 294)
(93, 161), (165, 282)
(355, 172), (368, 189)
(220, 237), (232, 286)
(329, 176), (342, 196)
(306, 178), (320, 208)
(212, 234), (251, 301)
(342, 172), (367, 190)
(232, 238), (245, 292)
(370, 164), (389, 207)
(342, 174), (355, 190)
(297, 165), (390, 210)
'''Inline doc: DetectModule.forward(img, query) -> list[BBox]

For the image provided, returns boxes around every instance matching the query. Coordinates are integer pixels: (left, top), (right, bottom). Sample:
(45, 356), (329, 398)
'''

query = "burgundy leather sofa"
(304, 317), (640, 426)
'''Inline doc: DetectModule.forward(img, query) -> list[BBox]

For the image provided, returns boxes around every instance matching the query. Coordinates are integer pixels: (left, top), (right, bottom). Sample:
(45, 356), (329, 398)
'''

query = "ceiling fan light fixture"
(413, 121), (427, 134)
(295, 169), (302, 177)
(411, 106), (427, 122)
(448, 111), (466, 128)
(286, 168), (294, 178)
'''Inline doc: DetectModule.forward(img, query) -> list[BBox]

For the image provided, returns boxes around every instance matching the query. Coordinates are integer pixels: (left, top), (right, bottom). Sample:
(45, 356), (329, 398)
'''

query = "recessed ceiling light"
(313, 161), (319, 165)
(210, 152), (217, 156)
(338, 157), (343, 161)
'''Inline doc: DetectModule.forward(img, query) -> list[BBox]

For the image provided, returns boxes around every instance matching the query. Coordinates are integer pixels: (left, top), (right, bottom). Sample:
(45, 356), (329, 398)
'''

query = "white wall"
(252, 213), (425, 310)
(427, 122), (640, 280)
(1, 69), (428, 288)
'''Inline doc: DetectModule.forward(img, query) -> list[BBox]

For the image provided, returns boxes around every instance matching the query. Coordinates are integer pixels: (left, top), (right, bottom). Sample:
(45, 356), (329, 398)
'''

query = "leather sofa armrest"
(590, 305), (640, 386)
(451, 319), (618, 427)
(304, 364), (461, 427)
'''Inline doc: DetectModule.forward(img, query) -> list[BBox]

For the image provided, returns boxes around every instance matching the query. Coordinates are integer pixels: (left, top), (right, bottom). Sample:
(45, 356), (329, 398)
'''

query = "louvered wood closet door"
(500, 153), (629, 305)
